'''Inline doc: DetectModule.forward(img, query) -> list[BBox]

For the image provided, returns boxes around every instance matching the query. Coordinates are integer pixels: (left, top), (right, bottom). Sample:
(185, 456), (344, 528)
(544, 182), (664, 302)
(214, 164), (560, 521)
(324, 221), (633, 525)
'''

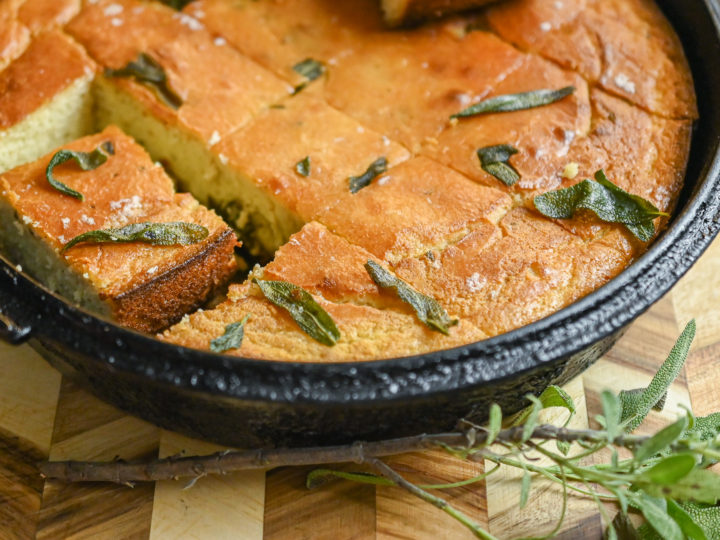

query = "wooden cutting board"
(2, 234), (719, 540)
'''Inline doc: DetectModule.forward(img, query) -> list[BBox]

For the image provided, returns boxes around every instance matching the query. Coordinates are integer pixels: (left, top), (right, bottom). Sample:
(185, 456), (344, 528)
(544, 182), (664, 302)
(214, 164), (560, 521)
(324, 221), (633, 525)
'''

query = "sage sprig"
(476, 144), (520, 186)
(45, 141), (114, 201)
(292, 58), (325, 94)
(295, 156), (311, 177)
(210, 314), (250, 353)
(533, 169), (668, 242)
(105, 53), (182, 110)
(253, 279), (340, 346)
(364, 260), (458, 334)
(349, 157), (388, 193)
(62, 221), (209, 251)
(451, 86), (575, 119)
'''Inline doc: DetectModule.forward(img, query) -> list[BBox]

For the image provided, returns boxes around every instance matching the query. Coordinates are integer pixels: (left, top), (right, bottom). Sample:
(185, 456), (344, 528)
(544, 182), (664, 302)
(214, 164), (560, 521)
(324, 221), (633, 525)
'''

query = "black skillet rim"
(1, 0), (719, 408)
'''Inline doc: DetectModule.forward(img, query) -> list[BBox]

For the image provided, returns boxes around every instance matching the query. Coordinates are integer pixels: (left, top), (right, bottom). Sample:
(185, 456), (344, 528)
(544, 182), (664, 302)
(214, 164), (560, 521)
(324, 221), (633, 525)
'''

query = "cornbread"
(0, 126), (237, 333)
(0, 0), (697, 360)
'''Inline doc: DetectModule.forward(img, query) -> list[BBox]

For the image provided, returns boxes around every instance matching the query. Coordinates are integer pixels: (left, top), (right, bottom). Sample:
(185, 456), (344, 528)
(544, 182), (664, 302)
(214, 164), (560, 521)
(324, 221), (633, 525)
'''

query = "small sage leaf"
(210, 314), (250, 353)
(666, 500), (708, 540)
(519, 469), (531, 509)
(521, 395), (543, 443)
(638, 469), (720, 505)
(487, 403), (502, 445)
(159, 0), (193, 9)
(634, 416), (688, 463)
(63, 221), (209, 251)
(295, 156), (311, 177)
(601, 390), (622, 441)
(46, 141), (114, 200)
(105, 53), (182, 110)
(253, 279), (340, 346)
(679, 503), (720, 540)
(364, 260), (458, 334)
(477, 144), (520, 186)
(620, 388), (667, 423)
(510, 384), (576, 427)
(636, 453), (696, 485)
(292, 58), (325, 94)
(349, 157), (388, 193)
(451, 86), (575, 119)
(533, 169), (667, 242)
(636, 495), (683, 540)
(621, 320), (695, 432)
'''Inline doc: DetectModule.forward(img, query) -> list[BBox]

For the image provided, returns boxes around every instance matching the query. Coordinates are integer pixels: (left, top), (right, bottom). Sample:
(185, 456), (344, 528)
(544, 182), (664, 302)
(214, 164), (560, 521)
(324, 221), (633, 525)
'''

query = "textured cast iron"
(1, 0), (720, 447)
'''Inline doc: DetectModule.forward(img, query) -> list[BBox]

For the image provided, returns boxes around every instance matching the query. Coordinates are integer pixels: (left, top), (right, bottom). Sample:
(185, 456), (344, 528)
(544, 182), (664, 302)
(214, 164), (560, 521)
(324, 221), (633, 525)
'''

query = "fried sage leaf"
(292, 58), (325, 94)
(105, 53), (182, 110)
(349, 157), (388, 193)
(451, 86), (575, 119)
(210, 314), (251, 353)
(533, 169), (667, 242)
(364, 260), (458, 334)
(159, 0), (193, 9)
(477, 144), (520, 186)
(63, 221), (209, 251)
(253, 279), (340, 346)
(295, 156), (311, 177)
(46, 141), (115, 201)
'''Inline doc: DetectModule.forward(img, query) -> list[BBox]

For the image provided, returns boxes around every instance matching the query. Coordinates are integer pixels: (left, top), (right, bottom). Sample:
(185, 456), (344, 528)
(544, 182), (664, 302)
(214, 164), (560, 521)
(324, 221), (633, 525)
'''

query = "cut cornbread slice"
(486, 0), (697, 119)
(0, 30), (95, 173)
(316, 157), (512, 265)
(17, 0), (80, 34)
(205, 93), (410, 254)
(391, 207), (631, 336)
(0, 126), (237, 333)
(420, 53), (591, 191)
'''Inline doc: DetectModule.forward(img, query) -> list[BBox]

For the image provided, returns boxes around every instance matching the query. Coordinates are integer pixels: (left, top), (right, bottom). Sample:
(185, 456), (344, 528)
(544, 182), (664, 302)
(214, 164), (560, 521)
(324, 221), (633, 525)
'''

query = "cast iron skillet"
(1, 0), (720, 448)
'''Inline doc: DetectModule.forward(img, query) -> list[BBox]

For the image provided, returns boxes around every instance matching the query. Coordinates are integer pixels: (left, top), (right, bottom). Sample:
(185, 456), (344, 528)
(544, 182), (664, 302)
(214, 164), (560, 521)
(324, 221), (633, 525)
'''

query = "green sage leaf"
(45, 141), (114, 200)
(634, 416), (689, 463)
(679, 503), (720, 540)
(487, 403), (502, 445)
(295, 156), (311, 177)
(666, 500), (708, 540)
(621, 320), (695, 432)
(520, 469), (531, 509)
(159, 0), (193, 9)
(364, 260), (458, 334)
(635, 495), (683, 540)
(63, 221), (209, 251)
(476, 144), (520, 186)
(533, 170), (667, 242)
(349, 157), (388, 193)
(521, 395), (543, 443)
(253, 278), (340, 346)
(636, 454), (696, 485)
(451, 86), (575, 119)
(638, 469), (720, 505)
(601, 390), (622, 441)
(292, 58), (325, 94)
(210, 314), (250, 353)
(621, 388), (667, 423)
(105, 53), (183, 110)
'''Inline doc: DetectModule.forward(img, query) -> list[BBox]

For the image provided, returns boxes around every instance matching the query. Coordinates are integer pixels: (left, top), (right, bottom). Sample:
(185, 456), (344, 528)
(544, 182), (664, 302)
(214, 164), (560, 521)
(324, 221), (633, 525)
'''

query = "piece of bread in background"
(381, 0), (497, 26)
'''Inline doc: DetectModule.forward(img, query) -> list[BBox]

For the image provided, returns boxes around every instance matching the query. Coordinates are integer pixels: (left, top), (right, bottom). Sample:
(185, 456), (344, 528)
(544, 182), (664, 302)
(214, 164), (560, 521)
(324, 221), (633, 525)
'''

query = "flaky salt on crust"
(0, 126), (237, 333)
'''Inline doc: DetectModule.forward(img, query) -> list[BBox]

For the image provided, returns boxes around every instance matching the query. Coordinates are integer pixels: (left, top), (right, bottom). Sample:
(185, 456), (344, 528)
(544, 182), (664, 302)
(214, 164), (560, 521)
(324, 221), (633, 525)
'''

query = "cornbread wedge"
(0, 30), (95, 173)
(0, 126), (236, 332)
(17, 0), (80, 34)
(161, 222), (485, 361)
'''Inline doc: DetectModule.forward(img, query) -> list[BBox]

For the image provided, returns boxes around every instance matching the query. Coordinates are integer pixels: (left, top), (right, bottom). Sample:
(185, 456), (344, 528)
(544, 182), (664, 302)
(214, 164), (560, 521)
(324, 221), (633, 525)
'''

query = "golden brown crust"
(17, 0), (80, 34)
(0, 30), (95, 130)
(0, 2), (30, 71)
(0, 126), (237, 333)
(381, 0), (496, 27)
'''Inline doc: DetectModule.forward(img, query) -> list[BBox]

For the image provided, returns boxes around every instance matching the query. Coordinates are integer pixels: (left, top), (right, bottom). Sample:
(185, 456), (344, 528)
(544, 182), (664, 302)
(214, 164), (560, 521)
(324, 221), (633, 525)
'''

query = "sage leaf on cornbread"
(292, 58), (325, 94)
(105, 53), (183, 110)
(295, 156), (311, 177)
(253, 279), (340, 346)
(533, 169), (668, 242)
(451, 86), (575, 119)
(62, 222), (209, 251)
(159, 0), (193, 9)
(349, 157), (388, 193)
(210, 314), (251, 353)
(477, 144), (520, 186)
(46, 141), (115, 201)
(364, 260), (458, 335)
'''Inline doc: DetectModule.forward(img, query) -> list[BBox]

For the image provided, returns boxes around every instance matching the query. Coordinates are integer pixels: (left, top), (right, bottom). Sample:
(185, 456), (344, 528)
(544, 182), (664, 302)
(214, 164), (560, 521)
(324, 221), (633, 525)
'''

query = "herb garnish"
(292, 58), (325, 94)
(253, 279), (340, 346)
(210, 314), (250, 353)
(105, 53), (183, 110)
(158, 0), (193, 9)
(533, 169), (668, 242)
(364, 260), (458, 334)
(62, 222), (209, 251)
(46, 141), (115, 201)
(477, 144), (520, 186)
(451, 86), (575, 120)
(349, 157), (388, 193)
(295, 156), (311, 177)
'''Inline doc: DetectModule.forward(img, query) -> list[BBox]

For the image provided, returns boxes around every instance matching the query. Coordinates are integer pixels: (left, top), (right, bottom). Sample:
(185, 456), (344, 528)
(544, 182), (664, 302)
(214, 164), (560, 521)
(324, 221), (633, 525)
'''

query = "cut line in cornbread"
(0, 126), (237, 333)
